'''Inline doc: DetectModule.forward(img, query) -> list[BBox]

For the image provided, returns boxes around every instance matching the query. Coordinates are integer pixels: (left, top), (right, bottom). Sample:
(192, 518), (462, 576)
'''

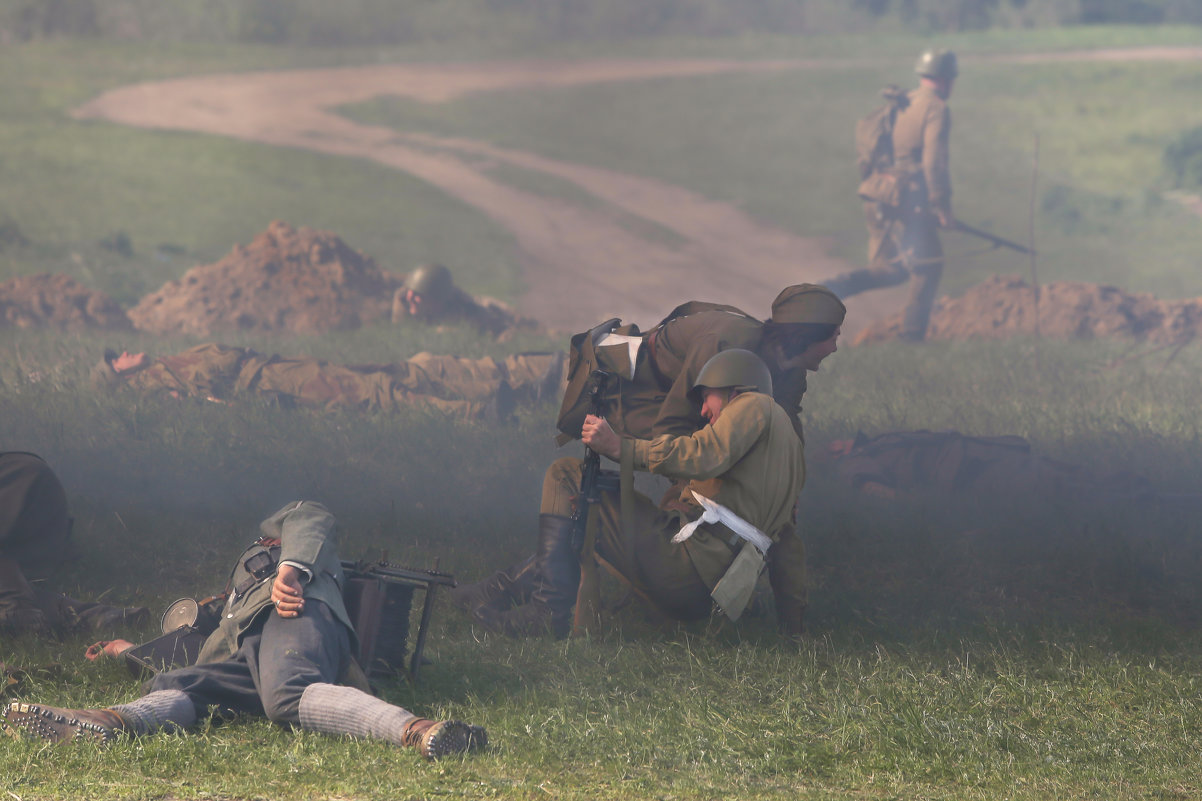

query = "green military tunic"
(542, 392), (807, 623)
(602, 305), (808, 442)
(196, 500), (354, 665)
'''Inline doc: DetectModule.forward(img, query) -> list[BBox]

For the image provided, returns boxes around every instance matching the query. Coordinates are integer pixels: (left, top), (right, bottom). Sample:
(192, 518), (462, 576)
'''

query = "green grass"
(5, 327), (1202, 798)
(4, 27), (1202, 800)
(344, 34), (1202, 300)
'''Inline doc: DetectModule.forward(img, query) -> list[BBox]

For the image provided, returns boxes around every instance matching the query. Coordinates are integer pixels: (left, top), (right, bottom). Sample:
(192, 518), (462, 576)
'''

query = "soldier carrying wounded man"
(456, 336), (839, 639)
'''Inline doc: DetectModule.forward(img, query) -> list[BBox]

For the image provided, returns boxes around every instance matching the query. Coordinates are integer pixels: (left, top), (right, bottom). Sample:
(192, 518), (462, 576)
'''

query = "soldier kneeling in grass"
(457, 348), (829, 639)
(3, 501), (486, 760)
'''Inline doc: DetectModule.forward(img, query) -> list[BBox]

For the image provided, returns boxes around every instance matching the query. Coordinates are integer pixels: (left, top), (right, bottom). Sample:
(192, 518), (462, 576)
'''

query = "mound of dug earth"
(0, 273), (132, 331)
(853, 275), (1202, 346)
(128, 221), (403, 336)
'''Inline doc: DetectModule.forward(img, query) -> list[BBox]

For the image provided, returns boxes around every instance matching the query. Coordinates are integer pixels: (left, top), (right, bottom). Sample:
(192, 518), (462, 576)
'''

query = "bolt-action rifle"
(571, 370), (618, 636)
(569, 370), (615, 554)
(951, 220), (1035, 255)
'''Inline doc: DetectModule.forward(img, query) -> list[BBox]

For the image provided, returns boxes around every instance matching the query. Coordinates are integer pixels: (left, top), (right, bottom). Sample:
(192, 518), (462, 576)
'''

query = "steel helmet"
(689, 349), (773, 400)
(404, 263), (454, 302)
(915, 49), (958, 81)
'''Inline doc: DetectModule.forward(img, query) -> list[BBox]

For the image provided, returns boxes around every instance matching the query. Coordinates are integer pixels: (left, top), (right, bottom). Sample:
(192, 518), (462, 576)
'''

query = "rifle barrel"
(953, 221), (1034, 255)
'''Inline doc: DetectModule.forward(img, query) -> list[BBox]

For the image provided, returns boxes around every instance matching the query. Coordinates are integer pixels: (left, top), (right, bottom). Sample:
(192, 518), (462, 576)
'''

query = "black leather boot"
(449, 556), (536, 615)
(475, 514), (579, 639)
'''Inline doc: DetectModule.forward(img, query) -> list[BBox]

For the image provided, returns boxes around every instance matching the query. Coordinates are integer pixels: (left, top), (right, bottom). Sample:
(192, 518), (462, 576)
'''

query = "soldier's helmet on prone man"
(914, 49), (958, 81)
(690, 349), (773, 401)
(404, 263), (455, 302)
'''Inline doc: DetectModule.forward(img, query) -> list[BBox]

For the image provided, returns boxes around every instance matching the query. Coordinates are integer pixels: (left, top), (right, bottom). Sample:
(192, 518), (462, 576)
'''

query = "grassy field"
(4, 325), (1202, 799)
(3, 24), (1202, 800)
(345, 38), (1202, 300)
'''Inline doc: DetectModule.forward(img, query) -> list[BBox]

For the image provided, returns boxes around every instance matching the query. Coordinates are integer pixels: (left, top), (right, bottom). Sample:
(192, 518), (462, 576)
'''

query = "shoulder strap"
(653, 300), (757, 330)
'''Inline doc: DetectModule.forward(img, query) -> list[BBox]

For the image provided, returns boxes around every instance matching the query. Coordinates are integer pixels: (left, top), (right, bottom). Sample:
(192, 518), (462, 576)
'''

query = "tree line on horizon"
(2, 0), (1200, 46)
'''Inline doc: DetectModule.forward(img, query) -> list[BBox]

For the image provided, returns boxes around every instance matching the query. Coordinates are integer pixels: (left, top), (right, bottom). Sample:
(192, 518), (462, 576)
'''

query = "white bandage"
(672, 491), (773, 554)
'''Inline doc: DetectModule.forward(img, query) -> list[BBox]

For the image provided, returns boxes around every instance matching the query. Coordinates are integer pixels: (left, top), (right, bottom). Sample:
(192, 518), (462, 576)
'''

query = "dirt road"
(72, 47), (1202, 333)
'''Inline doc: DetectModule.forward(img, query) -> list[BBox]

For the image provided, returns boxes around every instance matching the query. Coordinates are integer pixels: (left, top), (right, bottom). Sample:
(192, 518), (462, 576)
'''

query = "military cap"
(770, 284), (847, 325)
(915, 49), (958, 81)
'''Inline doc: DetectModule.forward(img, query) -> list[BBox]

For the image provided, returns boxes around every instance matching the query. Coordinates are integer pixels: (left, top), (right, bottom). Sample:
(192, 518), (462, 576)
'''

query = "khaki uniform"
(834, 431), (1153, 502)
(97, 344), (562, 419)
(542, 392), (807, 625)
(599, 304), (809, 442)
(391, 286), (535, 340)
(832, 84), (951, 341)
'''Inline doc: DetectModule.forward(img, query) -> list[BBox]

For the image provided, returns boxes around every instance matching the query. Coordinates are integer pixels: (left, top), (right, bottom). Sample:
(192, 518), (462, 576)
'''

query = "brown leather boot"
(449, 557), (536, 615)
(2, 702), (126, 744)
(398, 717), (485, 760)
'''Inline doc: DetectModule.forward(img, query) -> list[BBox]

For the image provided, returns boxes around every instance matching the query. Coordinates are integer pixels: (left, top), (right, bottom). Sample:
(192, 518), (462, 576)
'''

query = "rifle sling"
(620, 437), (637, 581)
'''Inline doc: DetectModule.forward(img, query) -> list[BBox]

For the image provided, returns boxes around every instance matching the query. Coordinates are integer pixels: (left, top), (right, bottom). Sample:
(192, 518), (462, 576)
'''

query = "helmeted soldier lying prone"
(2, 501), (485, 760)
(92, 343), (564, 421)
(392, 263), (538, 340)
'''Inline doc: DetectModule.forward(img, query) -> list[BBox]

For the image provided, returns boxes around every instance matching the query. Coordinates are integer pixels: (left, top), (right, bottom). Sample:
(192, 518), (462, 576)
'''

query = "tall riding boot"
(449, 556), (537, 615)
(0, 557), (45, 633)
(475, 515), (579, 639)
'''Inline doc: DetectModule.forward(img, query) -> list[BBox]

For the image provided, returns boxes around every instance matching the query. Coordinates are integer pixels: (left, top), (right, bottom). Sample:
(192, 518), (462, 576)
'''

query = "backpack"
(855, 84), (910, 182)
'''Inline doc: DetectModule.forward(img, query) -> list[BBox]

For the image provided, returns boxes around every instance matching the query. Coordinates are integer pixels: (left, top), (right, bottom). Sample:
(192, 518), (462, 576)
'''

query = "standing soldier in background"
(827, 48), (957, 342)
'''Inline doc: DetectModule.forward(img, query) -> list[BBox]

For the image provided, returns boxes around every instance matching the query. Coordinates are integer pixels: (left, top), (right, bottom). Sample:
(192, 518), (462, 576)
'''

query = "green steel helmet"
(689, 349), (773, 401)
(404, 263), (455, 302)
(915, 49), (958, 81)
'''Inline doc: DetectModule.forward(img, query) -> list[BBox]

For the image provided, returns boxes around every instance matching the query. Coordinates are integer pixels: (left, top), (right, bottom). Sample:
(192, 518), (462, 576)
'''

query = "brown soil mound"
(853, 275), (1202, 346)
(0, 273), (132, 332)
(128, 221), (403, 336)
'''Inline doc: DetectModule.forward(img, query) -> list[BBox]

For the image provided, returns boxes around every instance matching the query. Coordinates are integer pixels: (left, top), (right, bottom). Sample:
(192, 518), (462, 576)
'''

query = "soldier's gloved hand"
(272, 564), (306, 618)
(935, 210), (954, 229)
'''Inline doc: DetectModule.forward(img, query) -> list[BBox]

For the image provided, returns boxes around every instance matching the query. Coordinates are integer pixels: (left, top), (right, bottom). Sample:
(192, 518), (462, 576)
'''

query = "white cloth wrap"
(671, 490), (773, 554)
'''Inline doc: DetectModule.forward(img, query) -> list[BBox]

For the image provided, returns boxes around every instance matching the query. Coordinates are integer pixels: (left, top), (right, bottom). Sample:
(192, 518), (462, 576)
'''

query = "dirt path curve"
(72, 47), (1202, 333)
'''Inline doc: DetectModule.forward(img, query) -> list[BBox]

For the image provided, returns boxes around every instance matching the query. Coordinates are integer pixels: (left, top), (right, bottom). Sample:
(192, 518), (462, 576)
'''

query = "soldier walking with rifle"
(828, 48), (961, 342)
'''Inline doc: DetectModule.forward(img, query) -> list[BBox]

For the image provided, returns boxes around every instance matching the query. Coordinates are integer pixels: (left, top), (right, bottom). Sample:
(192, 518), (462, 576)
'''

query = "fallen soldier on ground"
(91, 344), (564, 421)
(820, 430), (1155, 503)
(3, 501), (486, 760)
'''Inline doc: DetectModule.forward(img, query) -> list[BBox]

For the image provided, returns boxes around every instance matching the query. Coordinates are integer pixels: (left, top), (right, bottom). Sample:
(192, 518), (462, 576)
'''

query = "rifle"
(570, 370), (617, 636)
(569, 371), (616, 554)
(951, 220), (1035, 255)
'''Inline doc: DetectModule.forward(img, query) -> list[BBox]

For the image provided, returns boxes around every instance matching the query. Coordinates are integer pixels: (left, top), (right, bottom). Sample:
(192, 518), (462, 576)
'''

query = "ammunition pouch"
(710, 542), (766, 622)
(857, 170), (902, 209)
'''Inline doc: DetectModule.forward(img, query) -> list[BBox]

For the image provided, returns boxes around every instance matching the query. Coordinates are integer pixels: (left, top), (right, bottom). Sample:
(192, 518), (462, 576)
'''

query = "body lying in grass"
(3, 501), (485, 761)
(92, 343), (564, 421)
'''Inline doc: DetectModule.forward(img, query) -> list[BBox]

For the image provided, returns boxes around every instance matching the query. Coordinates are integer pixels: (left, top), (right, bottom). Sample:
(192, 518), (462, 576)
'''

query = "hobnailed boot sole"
(2, 702), (122, 745)
(413, 719), (479, 760)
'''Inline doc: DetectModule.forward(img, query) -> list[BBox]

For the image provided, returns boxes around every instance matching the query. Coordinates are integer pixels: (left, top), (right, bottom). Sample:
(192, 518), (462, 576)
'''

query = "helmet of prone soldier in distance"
(689, 349), (773, 401)
(914, 49), (958, 81)
(404, 263), (455, 303)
